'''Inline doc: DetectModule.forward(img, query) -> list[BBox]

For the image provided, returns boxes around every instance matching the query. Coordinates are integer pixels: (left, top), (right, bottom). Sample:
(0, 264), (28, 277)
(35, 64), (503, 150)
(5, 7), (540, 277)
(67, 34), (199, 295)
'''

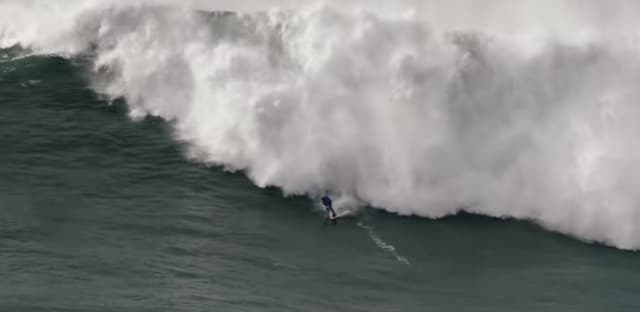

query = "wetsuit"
(321, 195), (336, 220)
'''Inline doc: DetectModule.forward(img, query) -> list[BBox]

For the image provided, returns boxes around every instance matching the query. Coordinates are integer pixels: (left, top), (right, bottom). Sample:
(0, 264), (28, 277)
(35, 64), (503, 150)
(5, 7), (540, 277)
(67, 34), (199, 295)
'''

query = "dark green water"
(1, 54), (640, 312)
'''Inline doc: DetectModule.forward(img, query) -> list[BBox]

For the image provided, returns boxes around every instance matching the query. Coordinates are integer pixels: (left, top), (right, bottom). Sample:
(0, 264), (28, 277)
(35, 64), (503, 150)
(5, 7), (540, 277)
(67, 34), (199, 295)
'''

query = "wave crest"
(3, 1), (640, 249)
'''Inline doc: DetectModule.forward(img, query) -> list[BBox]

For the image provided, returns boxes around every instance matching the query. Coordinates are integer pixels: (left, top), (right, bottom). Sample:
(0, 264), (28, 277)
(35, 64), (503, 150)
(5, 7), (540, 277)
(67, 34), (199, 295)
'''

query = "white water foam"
(2, 0), (640, 249)
(357, 222), (410, 264)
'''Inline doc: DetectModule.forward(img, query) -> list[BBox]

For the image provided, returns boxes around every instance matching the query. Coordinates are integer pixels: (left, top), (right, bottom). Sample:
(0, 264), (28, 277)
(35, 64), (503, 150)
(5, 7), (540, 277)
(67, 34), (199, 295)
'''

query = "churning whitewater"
(2, 0), (640, 249)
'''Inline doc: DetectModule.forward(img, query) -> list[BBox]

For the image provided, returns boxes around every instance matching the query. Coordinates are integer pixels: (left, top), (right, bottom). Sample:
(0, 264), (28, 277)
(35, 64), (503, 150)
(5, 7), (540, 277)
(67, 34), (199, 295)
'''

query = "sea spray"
(2, 0), (640, 249)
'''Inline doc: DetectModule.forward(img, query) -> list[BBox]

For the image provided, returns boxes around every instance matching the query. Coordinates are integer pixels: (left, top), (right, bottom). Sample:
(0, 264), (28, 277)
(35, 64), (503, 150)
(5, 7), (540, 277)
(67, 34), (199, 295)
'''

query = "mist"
(2, 0), (640, 249)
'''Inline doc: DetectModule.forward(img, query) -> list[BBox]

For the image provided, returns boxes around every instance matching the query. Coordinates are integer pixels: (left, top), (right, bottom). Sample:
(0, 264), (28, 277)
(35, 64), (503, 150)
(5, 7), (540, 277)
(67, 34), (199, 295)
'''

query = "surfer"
(321, 192), (337, 223)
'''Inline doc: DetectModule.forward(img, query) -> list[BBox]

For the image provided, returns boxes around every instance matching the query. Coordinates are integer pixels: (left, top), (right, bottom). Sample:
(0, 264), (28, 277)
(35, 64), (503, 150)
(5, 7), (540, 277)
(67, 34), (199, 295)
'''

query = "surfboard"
(324, 214), (339, 224)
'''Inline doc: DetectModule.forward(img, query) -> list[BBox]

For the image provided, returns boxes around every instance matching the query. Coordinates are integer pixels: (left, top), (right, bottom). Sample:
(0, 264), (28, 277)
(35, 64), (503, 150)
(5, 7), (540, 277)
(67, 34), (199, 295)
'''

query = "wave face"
(3, 0), (640, 249)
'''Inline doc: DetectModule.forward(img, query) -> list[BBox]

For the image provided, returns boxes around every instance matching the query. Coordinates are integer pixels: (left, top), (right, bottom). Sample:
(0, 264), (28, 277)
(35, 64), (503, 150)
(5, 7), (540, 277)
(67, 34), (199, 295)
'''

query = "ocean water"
(2, 1), (640, 311)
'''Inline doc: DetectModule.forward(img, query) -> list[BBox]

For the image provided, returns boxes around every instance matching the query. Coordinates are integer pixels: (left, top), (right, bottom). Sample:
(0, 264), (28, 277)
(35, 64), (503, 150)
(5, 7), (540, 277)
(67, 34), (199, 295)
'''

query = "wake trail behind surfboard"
(357, 222), (410, 265)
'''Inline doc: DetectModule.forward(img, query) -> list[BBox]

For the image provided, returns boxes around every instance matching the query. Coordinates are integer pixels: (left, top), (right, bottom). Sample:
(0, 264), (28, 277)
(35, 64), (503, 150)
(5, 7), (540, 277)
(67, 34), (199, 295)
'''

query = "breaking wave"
(3, 0), (640, 249)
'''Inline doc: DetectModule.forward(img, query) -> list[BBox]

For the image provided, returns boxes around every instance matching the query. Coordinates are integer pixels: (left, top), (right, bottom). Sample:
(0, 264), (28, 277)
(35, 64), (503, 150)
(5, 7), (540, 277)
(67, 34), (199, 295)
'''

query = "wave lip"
(3, 1), (640, 250)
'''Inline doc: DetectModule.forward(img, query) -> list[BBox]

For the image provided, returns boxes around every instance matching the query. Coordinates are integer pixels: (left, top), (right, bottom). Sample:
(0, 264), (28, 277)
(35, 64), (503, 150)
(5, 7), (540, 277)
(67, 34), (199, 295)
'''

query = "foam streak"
(3, 0), (640, 249)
